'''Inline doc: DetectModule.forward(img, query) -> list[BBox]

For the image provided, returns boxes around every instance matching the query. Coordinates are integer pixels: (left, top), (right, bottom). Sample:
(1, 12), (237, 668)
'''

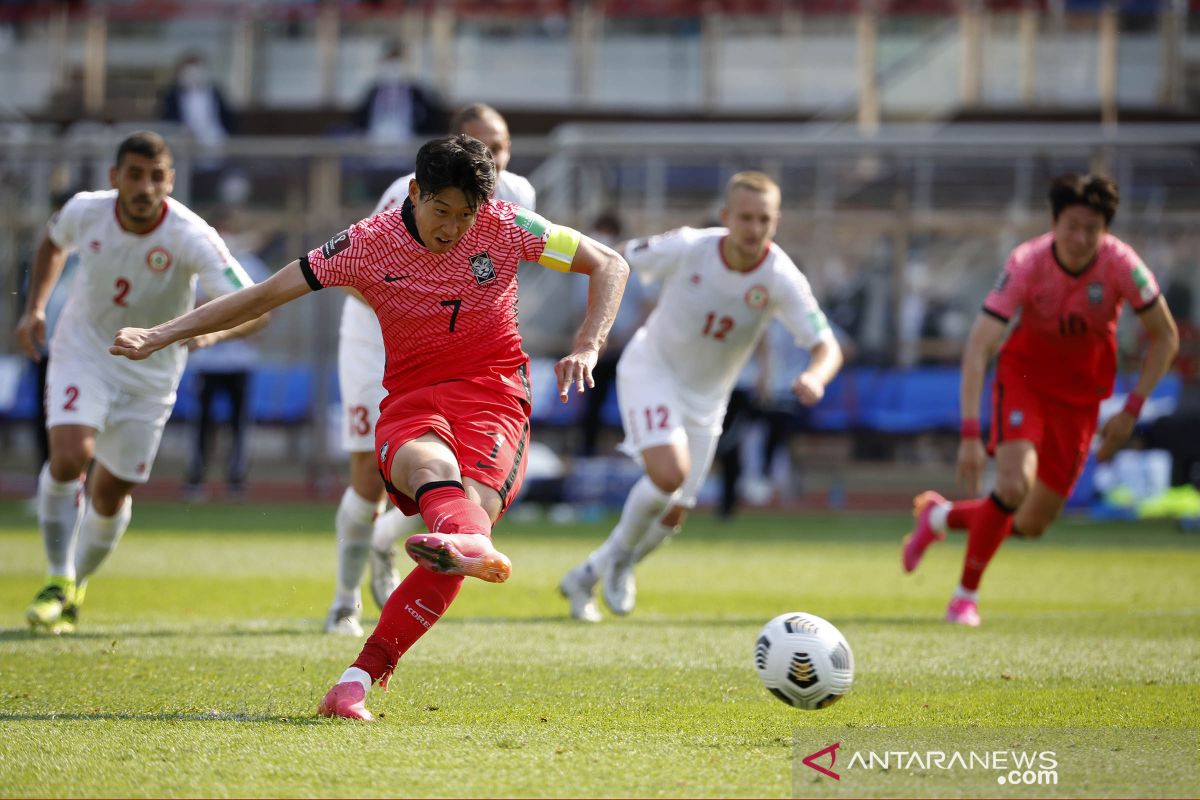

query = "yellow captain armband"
(538, 224), (582, 272)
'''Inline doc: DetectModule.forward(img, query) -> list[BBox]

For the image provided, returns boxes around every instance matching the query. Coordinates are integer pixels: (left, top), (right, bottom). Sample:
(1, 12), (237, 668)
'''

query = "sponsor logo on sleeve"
(468, 252), (497, 285)
(513, 208), (549, 239)
(321, 230), (352, 260)
(1131, 262), (1156, 303)
(146, 247), (172, 272)
(992, 271), (1010, 293)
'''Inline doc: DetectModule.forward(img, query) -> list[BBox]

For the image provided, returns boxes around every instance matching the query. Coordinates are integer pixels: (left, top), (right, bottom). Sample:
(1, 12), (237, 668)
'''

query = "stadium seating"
(0, 356), (1182, 436)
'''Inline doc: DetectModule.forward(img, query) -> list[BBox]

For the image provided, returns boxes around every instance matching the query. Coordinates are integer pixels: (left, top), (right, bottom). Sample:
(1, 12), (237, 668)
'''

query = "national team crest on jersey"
(1087, 281), (1103, 305)
(1009, 409), (1024, 428)
(745, 285), (769, 310)
(469, 252), (497, 285)
(145, 247), (172, 272)
(322, 230), (352, 260)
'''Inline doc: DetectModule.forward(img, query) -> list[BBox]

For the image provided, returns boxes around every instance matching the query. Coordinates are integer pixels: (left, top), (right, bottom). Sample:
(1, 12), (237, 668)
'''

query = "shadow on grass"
(0, 624), (326, 641)
(0, 711), (326, 725)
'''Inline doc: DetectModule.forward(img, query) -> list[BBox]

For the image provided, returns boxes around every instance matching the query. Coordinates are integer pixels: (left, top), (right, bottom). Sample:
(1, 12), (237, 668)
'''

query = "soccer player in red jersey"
(901, 174), (1179, 626)
(109, 135), (629, 719)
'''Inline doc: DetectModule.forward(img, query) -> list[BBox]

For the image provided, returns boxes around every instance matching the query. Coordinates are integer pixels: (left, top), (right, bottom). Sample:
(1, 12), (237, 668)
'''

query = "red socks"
(960, 493), (1015, 592)
(350, 481), (492, 686)
(416, 481), (493, 536)
(946, 498), (988, 531)
(353, 566), (463, 686)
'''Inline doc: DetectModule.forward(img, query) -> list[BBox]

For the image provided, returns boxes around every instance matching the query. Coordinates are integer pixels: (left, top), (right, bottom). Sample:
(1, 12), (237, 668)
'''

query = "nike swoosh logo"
(414, 598), (441, 617)
(383, 274), (411, 283)
(475, 461), (497, 470)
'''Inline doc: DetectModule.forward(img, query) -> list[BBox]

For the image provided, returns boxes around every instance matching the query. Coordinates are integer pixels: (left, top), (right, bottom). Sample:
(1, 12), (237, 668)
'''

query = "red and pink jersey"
(983, 232), (1160, 406)
(301, 199), (553, 407)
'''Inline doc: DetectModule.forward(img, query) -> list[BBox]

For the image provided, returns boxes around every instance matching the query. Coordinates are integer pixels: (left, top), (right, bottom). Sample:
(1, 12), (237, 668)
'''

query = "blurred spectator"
(160, 53), (235, 147)
(182, 207), (271, 501)
(355, 41), (443, 145)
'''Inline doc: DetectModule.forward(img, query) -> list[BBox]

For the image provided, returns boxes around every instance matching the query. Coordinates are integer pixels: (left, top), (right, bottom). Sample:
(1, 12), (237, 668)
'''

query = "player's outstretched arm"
(110, 260), (312, 360)
(957, 312), (1008, 494)
(1096, 296), (1179, 462)
(556, 235), (629, 403)
(792, 338), (844, 406)
(14, 232), (69, 362)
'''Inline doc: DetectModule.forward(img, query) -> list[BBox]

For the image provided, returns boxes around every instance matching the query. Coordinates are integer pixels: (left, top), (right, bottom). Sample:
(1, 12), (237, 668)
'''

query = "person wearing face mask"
(901, 174), (1180, 627)
(160, 53), (235, 148)
(355, 41), (443, 145)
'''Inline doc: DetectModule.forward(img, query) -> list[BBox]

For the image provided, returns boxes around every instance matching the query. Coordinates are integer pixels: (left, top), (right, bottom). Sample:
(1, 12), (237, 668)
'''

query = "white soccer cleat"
(602, 553), (637, 617)
(558, 563), (602, 623)
(369, 546), (401, 610)
(324, 606), (364, 637)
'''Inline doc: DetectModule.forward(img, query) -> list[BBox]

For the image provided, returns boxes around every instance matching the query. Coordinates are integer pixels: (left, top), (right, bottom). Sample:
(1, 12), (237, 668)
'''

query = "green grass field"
(1, 500), (1197, 798)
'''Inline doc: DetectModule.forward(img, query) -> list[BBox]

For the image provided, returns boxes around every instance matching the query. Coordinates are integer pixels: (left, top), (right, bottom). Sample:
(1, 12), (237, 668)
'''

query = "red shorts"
(375, 377), (532, 520)
(989, 370), (1099, 497)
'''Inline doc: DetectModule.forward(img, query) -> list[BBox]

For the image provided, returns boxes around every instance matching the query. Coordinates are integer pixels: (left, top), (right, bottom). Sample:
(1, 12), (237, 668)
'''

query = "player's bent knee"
(994, 476), (1030, 510)
(646, 469), (686, 495)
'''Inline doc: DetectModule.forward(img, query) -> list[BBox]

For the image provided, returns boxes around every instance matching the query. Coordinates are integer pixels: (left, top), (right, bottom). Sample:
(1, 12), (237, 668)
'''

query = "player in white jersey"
(13, 131), (263, 634)
(326, 103), (536, 635)
(559, 172), (844, 621)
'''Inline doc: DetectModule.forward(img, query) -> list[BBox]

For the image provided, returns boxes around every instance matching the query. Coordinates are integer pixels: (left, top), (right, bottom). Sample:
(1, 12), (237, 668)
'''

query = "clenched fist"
(110, 327), (164, 360)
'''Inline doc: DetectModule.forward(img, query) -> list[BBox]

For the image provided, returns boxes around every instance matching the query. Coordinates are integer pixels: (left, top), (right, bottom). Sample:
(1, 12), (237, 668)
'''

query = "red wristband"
(1123, 392), (1146, 418)
(960, 418), (981, 439)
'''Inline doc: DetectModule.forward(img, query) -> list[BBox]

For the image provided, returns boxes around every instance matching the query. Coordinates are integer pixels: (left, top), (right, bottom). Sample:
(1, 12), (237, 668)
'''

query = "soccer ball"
(754, 612), (854, 710)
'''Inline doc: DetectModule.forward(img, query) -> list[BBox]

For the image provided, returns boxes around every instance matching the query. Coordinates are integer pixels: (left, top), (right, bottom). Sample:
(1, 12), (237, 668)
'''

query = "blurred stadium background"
(0, 0), (1197, 519)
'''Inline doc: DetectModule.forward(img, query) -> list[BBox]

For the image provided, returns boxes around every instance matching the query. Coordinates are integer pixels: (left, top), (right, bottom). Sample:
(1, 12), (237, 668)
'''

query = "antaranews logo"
(802, 742), (841, 780)
(801, 741), (1058, 786)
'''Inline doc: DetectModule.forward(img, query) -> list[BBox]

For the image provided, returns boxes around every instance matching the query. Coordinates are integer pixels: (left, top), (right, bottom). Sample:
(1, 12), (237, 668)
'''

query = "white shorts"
(615, 337), (726, 508)
(45, 353), (174, 483)
(338, 296), (387, 453)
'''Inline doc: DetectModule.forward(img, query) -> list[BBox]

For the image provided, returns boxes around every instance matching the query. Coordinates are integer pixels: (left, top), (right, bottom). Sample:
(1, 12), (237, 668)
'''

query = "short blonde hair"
(725, 171), (780, 204)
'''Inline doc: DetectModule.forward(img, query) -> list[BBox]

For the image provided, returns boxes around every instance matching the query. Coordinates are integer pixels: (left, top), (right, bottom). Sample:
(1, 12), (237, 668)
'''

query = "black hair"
(115, 130), (172, 168)
(1048, 173), (1119, 226)
(413, 134), (496, 213)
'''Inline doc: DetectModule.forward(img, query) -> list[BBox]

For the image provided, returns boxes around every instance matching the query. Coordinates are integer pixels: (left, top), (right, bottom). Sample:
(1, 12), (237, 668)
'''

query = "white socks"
(371, 507), (421, 553)
(953, 585), (979, 602)
(334, 488), (383, 610)
(633, 520), (681, 563)
(339, 666), (372, 693)
(37, 463), (83, 578)
(586, 476), (679, 574)
(74, 497), (133, 583)
(929, 502), (951, 534)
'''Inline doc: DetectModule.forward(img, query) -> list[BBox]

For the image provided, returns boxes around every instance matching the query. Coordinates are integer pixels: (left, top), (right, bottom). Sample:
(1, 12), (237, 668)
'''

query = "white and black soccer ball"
(754, 612), (854, 710)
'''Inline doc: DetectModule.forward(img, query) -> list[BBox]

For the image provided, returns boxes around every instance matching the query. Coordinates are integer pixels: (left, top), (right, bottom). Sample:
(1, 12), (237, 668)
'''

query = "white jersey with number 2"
(47, 189), (252, 397)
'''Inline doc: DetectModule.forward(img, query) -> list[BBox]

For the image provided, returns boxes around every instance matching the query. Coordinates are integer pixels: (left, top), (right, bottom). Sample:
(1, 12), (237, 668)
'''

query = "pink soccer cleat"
(404, 532), (512, 583)
(317, 682), (374, 721)
(944, 596), (981, 627)
(902, 490), (948, 573)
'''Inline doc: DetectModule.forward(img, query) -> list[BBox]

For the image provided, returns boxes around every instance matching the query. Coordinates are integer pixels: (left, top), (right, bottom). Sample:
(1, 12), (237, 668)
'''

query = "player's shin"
(73, 497), (132, 583)
(351, 565), (465, 687)
(960, 492), (1016, 592)
(632, 520), (681, 563)
(37, 463), (83, 578)
(333, 488), (382, 612)
(594, 476), (678, 567)
(946, 498), (987, 531)
(371, 507), (421, 552)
